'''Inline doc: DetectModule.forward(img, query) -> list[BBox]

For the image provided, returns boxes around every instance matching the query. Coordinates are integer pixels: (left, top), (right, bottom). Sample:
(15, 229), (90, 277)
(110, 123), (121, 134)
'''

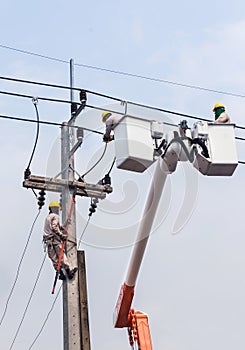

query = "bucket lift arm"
(114, 158), (170, 329)
(113, 117), (238, 349)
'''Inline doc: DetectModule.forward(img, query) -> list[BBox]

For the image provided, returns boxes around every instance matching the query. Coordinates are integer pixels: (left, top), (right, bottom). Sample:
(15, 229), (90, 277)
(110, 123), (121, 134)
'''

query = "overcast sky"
(0, 1), (245, 349)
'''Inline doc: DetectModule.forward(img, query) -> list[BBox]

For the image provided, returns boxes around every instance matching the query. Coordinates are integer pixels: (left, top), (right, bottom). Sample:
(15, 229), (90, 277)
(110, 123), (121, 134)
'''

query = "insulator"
(71, 102), (78, 115)
(77, 127), (84, 140)
(37, 189), (46, 209)
(24, 168), (31, 180)
(103, 174), (111, 186)
(88, 198), (99, 217)
(79, 89), (87, 103)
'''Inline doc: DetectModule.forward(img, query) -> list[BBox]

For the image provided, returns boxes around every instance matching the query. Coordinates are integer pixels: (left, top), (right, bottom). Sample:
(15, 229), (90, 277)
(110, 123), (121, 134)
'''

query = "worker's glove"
(103, 134), (109, 142)
(103, 134), (114, 143)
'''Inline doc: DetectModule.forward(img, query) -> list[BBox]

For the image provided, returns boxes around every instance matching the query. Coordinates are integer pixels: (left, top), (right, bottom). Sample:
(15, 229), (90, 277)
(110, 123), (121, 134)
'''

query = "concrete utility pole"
(23, 59), (112, 349)
(62, 58), (85, 350)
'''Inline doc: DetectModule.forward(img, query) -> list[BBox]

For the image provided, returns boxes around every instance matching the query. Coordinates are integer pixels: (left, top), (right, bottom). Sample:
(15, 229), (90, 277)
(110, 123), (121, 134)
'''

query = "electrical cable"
(31, 189), (38, 198)
(0, 209), (41, 327)
(8, 253), (47, 350)
(28, 285), (62, 349)
(0, 75), (81, 92)
(2, 111), (245, 143)
(24, 98), (40, 179)
(0, 110), (245, 167)
(81, 143), (108, 179)
(0, 113), (104, 134)
(0, 89), (73, 105)
(107, 157), (116, 175)
(78, 217), (91, 249)
(1, 44), (245, 98)
(1, 74), (245, 129)
(235, 136), (245, 141)
(2, 85), (245, 132)
(1, 111), (245, 167)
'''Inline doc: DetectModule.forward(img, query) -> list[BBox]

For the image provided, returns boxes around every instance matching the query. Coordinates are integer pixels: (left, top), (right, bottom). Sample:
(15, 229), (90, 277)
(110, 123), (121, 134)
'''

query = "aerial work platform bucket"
(192, 122), (238, 176)
(114, 116), (155, 173)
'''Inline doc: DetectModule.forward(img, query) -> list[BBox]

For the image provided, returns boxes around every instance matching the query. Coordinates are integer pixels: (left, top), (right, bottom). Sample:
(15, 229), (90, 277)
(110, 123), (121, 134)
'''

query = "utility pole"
(23, 59), (112, 349)
(62, 58), (89, 350)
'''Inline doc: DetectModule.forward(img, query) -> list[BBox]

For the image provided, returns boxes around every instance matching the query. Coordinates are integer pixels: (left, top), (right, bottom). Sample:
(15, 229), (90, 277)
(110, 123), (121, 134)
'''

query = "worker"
(102, 111), (122, 142)
(43, 201), (77, 280)
(213, 103), (231, 123)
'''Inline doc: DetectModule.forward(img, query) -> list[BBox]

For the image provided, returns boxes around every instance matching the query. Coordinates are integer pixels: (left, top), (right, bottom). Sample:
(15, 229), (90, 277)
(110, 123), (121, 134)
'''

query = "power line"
(0, 75), (80, 92)
(0, 111), (245, 165)
(78, 217), (91, 249)
(9, 253), (47, 350)
(81, 143), (108, 179)
(24, 99), (40, 179)
(0, 75), (122, 102)
(0, 89), (73, 105)
(0, 44), (68, 64)
(0, 113), (104, 135)
(28, 285), (62, 349)
(0, 210), (41, 327)
(2, 84), (245, 132)
(1, 44), (245, 98)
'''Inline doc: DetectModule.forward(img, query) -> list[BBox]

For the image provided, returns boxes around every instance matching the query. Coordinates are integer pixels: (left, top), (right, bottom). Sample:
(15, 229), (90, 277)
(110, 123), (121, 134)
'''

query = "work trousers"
(46, 238), (70, 271)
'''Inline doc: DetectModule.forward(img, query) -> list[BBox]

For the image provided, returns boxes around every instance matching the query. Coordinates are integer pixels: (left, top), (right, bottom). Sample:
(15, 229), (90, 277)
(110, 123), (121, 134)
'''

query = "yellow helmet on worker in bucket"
(49, 201), (61, 209)
(213, 103), (225, 112)
(102, 111), (111, 122)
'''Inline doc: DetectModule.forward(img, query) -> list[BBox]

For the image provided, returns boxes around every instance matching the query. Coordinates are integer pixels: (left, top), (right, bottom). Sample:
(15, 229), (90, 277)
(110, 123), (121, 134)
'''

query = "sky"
(0, 0), (245, 349)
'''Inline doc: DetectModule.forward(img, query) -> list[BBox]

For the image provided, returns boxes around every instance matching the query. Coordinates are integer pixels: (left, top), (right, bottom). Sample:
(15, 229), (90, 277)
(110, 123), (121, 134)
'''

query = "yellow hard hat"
(49, 201), (61, 209)
(213, 103), (225, 112)
(102, 111), (111, 122)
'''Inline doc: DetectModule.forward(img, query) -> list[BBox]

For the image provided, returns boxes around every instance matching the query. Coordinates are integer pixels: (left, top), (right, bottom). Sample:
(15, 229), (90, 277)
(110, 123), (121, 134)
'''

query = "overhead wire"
(28, 285), (62, 349)
(107, 157), (116, 175)
(1, 111), (245, 165)
(0, 89), (73, 105)
(1, 44), (245, 98)
(24, 98), (40, 179)
(81, 143), (108, 179)
(8, 253), (47, 350)
(2, 86), (245, 133)
(2, 44), (245, 345)
(78, 217), (91, 249)
(0, 209), (41, 327)
(0, 113), (104, 134)
(0, 87), (245, 165)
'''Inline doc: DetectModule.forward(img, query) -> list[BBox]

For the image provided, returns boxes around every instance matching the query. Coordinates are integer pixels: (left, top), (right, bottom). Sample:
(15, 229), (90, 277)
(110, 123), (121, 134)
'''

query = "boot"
(66, 267), (78, 280)
(59, 270), (66, 280)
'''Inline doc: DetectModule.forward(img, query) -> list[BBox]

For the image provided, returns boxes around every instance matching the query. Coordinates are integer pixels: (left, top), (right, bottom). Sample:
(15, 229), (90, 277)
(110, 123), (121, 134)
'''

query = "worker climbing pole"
(51, 188), (77, 294)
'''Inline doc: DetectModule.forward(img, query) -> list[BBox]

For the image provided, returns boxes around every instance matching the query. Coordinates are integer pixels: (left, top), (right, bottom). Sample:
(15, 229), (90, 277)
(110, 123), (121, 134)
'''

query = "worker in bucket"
(43, 201), (77, 280)
(213, 103), (230, 124)
(102, 111), (122, 142)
